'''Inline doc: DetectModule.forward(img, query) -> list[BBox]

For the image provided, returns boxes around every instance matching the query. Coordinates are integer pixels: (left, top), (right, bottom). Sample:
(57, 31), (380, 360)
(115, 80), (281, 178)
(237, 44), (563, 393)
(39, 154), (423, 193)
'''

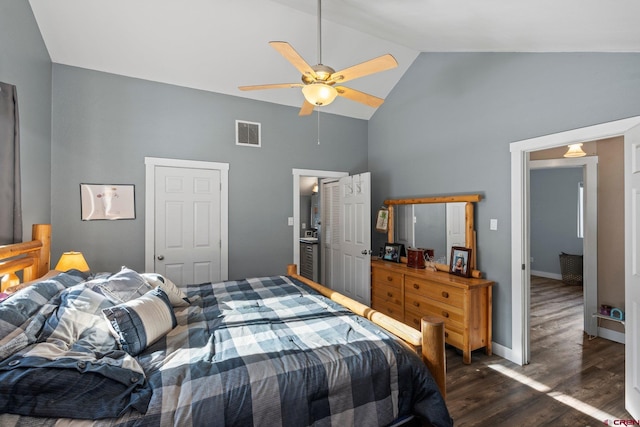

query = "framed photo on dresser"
(383, 243), (403, 263)
(449, 246), (472, 277)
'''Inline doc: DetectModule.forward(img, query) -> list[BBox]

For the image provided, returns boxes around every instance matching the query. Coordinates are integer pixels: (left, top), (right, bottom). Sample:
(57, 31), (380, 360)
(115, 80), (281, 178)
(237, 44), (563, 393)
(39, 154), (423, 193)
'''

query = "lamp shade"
(55, 251), (90, 272)
(302, 83), (338, 106)
(564, 143), (587, 158)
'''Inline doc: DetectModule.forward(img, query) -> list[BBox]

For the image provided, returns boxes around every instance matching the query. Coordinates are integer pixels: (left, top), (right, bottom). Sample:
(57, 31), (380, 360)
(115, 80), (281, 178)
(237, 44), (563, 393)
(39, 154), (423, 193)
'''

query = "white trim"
(530, 270), (563, 281)
(596, 327), (625, 344)
(145, 157), (229, 280)
(292, 169), (348, 274)
(510, 116), (640, 366)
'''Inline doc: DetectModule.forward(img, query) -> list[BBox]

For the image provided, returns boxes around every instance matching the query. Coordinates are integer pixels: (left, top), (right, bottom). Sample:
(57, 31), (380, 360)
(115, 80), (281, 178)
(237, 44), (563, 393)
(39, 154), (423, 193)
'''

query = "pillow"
(141, 273), (190, 307)
(102, 288), (176, 356)
(86, 267), (152, 304)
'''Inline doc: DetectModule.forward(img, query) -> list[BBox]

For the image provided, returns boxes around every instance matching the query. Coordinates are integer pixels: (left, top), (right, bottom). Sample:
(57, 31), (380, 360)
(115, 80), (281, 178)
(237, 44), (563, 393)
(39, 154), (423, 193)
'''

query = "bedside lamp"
(55, 251), (90, 272)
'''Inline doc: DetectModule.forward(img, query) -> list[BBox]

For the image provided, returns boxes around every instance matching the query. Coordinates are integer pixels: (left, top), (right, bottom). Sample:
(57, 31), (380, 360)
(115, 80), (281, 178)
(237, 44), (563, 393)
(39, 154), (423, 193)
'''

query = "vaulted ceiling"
(29, 0), (640, 120)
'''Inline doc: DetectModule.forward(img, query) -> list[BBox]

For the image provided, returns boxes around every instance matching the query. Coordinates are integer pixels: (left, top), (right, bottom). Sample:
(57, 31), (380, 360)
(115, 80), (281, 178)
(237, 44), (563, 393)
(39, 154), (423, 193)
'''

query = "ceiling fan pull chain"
(317, 110), (321, 145)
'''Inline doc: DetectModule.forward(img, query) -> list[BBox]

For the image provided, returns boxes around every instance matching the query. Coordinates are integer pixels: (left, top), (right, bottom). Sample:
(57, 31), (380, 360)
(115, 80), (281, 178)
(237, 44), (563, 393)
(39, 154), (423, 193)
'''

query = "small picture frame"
(383, 242), (403, 263)
(375, 208), (389, 232)
(449, 246), (472, 277)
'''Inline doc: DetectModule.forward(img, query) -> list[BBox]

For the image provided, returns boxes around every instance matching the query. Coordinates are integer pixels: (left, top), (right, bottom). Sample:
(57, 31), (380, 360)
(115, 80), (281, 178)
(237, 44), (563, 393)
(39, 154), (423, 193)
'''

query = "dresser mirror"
(384, 194), (482, 277)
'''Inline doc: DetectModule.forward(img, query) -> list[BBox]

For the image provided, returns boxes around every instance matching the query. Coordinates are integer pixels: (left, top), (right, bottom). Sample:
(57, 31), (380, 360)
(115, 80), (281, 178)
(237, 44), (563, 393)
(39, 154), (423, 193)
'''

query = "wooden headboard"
(0, 224), (51, 292)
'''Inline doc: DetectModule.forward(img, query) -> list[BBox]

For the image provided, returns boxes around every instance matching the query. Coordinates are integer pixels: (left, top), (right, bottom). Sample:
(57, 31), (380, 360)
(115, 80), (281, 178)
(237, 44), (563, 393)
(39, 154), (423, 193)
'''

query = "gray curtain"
(0, 82), (22, 244)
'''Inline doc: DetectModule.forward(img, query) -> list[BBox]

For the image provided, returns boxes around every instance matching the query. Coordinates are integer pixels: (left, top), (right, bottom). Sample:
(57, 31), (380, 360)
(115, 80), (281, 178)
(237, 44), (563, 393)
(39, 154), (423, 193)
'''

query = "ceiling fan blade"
(329, 54), (398, 84)
(238, 83), (303, 91)
(269, 41), (316, 79)
(335, 86), (384, 108)
(299, 100), (315, 116)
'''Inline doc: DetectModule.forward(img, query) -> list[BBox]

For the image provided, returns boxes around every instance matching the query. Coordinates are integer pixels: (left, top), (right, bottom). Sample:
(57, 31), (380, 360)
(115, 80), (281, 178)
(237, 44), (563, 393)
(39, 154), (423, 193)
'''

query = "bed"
(0, 225), (452, 426)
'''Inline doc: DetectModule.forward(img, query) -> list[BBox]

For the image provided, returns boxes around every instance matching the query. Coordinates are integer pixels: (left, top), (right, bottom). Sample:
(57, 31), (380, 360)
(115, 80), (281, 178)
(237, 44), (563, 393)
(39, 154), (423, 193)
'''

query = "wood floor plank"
(444, 276), (632, 426)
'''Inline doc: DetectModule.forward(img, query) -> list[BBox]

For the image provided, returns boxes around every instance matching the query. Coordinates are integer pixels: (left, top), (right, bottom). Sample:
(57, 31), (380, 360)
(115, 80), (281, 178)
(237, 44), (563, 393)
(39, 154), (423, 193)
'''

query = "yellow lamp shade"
(564, 143), (587, 158)
(302, 83), (338, 106)
(55, 251), (90, 272)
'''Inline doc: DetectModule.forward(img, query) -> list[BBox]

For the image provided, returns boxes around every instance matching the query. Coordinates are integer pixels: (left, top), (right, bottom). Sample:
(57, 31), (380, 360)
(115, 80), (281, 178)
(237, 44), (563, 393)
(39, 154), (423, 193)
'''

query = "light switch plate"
(288, 217), (294, 226)
(490, 219), (498, 230)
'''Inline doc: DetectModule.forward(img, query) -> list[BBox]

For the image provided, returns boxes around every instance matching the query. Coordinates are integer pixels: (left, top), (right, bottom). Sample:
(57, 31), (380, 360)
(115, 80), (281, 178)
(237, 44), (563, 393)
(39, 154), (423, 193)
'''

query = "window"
(577, 181), (584, 238)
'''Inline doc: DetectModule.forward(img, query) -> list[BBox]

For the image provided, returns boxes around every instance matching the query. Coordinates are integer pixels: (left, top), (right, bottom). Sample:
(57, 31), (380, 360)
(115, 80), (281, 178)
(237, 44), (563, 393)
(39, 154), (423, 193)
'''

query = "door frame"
(292, 169), (348, 275)
(145, 157), (229, 280)
(509, 116), (640, 366)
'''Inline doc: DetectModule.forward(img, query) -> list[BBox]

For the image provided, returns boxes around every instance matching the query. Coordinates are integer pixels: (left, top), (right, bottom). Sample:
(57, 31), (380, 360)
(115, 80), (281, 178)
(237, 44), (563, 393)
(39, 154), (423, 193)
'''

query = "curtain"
(0, 82), (22, 244)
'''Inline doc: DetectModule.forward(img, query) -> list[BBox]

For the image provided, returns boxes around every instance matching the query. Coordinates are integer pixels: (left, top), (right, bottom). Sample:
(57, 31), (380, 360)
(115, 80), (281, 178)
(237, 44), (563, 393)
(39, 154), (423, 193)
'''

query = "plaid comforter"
(0, 274), (451, 427)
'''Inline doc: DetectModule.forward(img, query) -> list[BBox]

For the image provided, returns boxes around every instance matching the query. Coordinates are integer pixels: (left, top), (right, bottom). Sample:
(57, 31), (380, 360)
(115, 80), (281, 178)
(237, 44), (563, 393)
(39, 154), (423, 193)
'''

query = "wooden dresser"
(371, 259), (494, 364)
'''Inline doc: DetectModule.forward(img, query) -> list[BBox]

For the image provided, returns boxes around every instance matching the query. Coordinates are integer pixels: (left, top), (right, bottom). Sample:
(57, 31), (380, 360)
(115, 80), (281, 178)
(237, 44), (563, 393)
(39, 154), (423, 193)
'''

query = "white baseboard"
(491, 341), (520, 365)
(530, 270), (563, 281)
(595, 327), (625, 344)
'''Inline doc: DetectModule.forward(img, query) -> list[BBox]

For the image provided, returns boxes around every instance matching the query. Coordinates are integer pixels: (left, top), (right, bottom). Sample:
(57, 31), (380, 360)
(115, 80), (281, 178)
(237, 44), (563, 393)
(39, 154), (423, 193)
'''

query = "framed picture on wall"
(449, 246), (472, 277)
(80, 184), (135, 221)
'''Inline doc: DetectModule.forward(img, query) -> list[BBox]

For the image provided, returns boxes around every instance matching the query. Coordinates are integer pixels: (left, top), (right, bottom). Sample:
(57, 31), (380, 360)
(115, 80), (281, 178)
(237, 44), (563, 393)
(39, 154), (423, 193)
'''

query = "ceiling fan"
(238, 0), (398, 116)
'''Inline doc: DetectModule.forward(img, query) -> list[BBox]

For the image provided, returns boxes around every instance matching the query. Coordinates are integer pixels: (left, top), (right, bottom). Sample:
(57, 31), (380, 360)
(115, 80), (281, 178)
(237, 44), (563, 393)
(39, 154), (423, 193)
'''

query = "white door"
(446, 202), (466, 263)
(338, 173), (371, 305)
(321, 179), (340, 287)
(395, 204), (415, 249)
(154, 166), (222, 286)
(624, 124), (640, 419)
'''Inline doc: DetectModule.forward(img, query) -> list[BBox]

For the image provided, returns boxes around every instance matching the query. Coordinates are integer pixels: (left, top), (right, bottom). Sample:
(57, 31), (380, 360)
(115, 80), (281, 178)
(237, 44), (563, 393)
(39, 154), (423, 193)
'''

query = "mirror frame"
(384, 194), (483, 278)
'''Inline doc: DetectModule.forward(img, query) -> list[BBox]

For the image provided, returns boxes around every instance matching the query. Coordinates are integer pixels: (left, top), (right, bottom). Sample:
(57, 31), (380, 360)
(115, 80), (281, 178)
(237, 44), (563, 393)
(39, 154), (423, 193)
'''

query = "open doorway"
(292, 169), (348, 281)
(529, 156), (598, 341)
(509, 117), (636, 358)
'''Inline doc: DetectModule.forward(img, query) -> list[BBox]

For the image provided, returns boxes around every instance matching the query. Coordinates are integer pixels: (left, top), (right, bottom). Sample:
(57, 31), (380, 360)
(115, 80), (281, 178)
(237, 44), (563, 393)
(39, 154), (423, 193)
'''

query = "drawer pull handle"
(413, 318), (419, 326)
(442, 311), (449, 318)
(387, 276), (393, 282)
(442, 291), (449, 298)
(387, 292), (393, 297)
(413, 283), (420, 290)
(445, 332), (449, 338)
(413, 301), (420, 307)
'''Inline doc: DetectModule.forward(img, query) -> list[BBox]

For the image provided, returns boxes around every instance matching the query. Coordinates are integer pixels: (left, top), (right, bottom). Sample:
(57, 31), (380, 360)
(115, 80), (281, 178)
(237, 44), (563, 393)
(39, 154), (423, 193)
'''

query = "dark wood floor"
(444, 276), (630, 426)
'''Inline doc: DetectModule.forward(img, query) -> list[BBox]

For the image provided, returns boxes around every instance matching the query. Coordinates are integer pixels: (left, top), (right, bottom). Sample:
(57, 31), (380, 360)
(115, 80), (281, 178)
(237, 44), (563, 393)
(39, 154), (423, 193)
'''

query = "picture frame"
(80, 184), (136, 221)
(375, 208), (389, 232)
(383, 242), (403, 263)
(449, 246), (472, 277)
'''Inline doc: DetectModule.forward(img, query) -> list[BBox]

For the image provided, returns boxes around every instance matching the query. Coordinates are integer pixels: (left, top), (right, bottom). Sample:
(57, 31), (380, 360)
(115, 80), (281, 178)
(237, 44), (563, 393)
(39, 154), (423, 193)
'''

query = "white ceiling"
(29, 0), (640, 120)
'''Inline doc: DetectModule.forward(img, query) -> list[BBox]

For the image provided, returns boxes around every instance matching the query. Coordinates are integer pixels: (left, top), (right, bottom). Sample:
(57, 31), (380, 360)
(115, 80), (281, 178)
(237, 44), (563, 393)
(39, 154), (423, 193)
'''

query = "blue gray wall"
(530, 167), (584, 275)
(50, 65), (368, 278)
(369, 52), (640, 347)
(7, 2), (640, 353)
(0, 0), (52, 237)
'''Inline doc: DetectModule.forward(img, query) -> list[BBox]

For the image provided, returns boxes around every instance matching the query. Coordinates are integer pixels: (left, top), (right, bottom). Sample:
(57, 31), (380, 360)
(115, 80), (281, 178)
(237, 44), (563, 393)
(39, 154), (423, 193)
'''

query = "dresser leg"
(463, 350), (471, 364)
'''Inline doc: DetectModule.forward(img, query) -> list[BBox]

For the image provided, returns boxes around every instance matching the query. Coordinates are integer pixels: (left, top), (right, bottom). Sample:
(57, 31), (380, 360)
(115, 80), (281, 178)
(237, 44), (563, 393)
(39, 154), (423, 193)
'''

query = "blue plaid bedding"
(0, 274), (451, 426)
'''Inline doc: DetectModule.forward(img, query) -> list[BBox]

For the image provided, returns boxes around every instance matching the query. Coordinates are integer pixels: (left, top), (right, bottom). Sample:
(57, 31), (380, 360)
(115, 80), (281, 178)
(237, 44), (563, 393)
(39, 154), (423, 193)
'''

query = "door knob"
(157, 255), (164, 260)
(361, 249), (372, 255)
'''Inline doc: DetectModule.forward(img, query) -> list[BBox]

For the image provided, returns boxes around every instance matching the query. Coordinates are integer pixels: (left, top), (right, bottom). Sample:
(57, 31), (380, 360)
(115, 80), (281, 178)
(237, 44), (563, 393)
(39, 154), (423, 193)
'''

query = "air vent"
(236, 120), (261, 147)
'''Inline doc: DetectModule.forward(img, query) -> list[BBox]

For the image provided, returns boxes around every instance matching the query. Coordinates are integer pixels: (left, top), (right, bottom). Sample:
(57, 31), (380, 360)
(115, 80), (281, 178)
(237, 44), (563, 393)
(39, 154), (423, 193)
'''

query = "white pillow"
(141, 273), (190, 307)
(102, 288), (176, 356)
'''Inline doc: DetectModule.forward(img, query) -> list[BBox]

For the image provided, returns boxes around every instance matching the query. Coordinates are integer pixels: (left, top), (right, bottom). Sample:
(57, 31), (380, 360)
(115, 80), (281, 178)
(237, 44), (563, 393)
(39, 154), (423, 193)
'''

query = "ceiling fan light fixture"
(564, 143), (587, 158)
(302, 83), (338, 106)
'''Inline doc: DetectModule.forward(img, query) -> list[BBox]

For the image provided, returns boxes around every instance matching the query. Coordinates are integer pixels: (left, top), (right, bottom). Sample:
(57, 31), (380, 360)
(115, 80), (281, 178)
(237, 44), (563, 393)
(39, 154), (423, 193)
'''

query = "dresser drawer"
(372, 281), (403, 307)
(405, 294), (464, 329)
(404, 310), (464, 348)
(372, 296), (404, 322)
(405, 278), (464, 308)
(372, 269), (403, 290)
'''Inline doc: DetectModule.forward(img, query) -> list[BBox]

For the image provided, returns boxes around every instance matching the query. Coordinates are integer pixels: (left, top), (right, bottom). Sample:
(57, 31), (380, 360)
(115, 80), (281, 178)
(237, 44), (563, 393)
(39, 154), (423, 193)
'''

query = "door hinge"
(522, 264), (526, 271)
